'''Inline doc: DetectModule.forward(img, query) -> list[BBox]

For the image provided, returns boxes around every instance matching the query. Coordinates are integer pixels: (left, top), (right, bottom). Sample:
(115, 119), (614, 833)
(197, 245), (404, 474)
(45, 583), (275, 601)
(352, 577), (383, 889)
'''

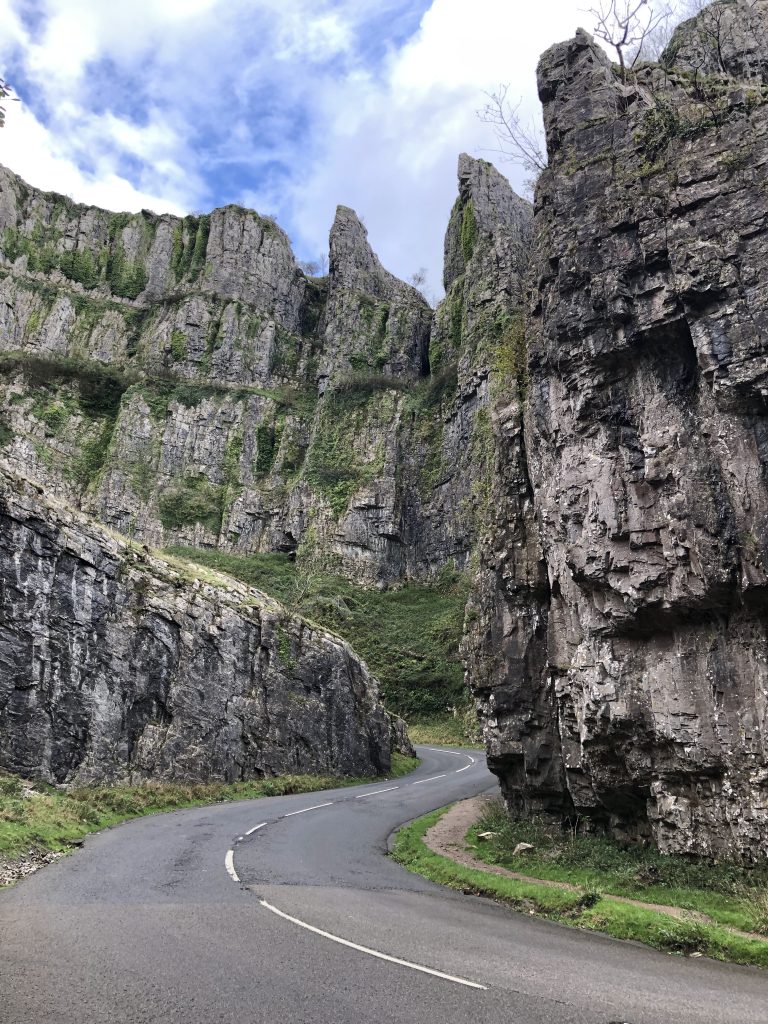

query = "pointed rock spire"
(443, 154), (532, 292)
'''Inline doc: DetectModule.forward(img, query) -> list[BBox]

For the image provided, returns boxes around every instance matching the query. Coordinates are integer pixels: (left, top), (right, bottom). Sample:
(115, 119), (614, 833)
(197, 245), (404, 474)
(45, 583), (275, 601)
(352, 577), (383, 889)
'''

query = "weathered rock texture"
(0, 160), (530, 586)
(467, 1), (768, 860)
(0, 465), (399, 784)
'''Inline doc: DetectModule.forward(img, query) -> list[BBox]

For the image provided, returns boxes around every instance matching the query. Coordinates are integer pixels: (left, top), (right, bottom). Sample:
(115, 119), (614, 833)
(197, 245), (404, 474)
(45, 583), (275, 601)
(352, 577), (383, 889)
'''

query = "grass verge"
(0, 754), (420, 865)
(471, 798), (768, 936)
(391, 808), (768, 969)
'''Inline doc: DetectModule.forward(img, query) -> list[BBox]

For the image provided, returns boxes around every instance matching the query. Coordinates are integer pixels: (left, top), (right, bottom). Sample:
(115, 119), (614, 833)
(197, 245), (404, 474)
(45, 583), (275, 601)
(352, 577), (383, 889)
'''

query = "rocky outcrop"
(0, 465), (400, 784)
(665, 0), (768, 82)
(0, 156), (532, 587)
(468, 1), (768, 860)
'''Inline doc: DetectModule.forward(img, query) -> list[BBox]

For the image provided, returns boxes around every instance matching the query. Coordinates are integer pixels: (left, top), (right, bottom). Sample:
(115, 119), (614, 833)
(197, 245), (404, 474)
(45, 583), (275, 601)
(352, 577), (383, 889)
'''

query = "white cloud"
(281, 0), (591, 295)
(0, 0), (695, 294)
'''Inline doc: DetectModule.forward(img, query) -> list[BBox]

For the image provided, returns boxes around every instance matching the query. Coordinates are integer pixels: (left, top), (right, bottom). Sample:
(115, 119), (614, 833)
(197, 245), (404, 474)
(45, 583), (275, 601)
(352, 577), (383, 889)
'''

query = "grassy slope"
(0, 753), (419, 862)
(471, 799), (768, 935)
(165, 546), (476, 730)
(392, 808), (768, 969)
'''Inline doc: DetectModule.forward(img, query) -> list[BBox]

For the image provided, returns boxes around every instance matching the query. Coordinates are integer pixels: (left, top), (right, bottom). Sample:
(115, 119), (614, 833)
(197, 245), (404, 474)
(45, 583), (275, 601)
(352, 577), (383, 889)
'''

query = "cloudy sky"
(0, 0), (689, 297)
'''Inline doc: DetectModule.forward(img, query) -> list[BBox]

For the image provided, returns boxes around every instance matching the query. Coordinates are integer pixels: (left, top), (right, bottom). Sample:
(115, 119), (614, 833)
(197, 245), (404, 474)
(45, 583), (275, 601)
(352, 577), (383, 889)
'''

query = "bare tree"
(589, 0), (673, 76)
(478, 85), (547, 192)
(0, 78), (18, 128)
(299, 255), (329, 277)
(409, 267), (427, 290)
(628, 1), (678, 63)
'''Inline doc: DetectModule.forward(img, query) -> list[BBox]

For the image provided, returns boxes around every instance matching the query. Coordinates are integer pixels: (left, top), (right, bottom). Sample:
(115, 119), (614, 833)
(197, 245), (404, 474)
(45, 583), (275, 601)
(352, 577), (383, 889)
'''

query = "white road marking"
(259, 899), (487, 990)
(284, 801), (333, 817)
(236, 836), (244, 842)
(411, 774), (447, 785)
(355, 786), (399, 799)
(245, 822), (267, 836)
(224, 849), (239, 883)
(422, 748), (476, 773)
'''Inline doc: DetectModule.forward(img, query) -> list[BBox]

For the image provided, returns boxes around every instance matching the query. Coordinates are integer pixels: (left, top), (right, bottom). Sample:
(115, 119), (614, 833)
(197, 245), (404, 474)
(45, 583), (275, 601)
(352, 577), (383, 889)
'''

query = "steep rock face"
(0, 157), (531, 587)
(0, 466), (399, 784)
(318, 206), (431, 383)
(666, 0), (768, 82)
(470, 3), (768, 860)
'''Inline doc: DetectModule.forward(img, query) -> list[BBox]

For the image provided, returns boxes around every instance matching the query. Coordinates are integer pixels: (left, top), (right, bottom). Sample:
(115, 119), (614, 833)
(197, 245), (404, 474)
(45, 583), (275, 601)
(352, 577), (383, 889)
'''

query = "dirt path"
(424, 796), (766, 940)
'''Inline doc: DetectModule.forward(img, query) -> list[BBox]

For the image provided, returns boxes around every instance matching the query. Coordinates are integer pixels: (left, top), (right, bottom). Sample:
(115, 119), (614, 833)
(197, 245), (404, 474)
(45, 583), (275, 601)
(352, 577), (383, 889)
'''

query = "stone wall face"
(0, 468), (397, 785)
(0, 159), (531, 586)
(468, 3), (768, 860)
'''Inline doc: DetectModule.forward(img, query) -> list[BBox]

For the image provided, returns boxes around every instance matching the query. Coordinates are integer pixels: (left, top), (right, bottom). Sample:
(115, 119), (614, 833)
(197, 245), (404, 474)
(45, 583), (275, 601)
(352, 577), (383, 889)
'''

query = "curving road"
(1, 746), (766, 1024)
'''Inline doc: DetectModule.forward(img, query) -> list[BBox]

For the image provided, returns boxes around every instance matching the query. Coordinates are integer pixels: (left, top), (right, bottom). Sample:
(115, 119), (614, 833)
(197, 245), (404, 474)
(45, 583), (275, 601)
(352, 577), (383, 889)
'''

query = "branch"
(477, 85), (547, 179)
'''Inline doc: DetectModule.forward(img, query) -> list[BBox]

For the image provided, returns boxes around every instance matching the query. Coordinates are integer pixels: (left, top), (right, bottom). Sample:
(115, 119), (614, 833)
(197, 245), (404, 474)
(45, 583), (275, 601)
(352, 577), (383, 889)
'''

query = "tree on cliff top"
(477, 85), (547, 196)
(0, 78), (17, 128)
(589, 0), (675, 75)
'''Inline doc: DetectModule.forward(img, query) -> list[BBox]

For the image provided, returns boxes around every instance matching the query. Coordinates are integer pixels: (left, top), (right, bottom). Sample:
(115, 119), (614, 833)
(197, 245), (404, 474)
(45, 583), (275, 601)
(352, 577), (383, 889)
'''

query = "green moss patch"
(158, 476), (226, 534)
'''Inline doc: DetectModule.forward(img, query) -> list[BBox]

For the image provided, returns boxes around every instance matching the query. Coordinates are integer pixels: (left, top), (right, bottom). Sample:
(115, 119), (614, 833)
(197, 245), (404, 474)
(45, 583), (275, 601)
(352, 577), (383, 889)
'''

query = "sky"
(0, 0), (690, 299)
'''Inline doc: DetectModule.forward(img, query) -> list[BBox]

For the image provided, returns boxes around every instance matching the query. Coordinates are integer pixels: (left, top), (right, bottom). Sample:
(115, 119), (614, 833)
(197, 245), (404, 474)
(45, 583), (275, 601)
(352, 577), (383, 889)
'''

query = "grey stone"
(0, 465), (404, 784)
(467, 1), (768, 861)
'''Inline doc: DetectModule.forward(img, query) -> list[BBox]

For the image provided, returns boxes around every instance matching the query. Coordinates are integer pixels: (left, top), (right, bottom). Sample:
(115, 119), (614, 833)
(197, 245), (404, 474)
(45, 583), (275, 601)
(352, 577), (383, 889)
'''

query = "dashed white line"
(411, 774), (447, 785)
(355, 786), (399, 799)
(259, 899), (487, 990)
(245, 822), (267, 836)
(224, 849), (239, 883)
(284, 801), (334, 817)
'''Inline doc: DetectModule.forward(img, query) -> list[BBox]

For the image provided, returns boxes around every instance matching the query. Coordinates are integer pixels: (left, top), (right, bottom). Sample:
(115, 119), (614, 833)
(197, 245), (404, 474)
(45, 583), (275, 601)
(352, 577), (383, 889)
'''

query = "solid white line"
(224, 849), (239, 883)
(259, 899), (487, 990)
(355, 786), (399, 799)
(245, 822), (267, 836)
(455, 765), (471, 773)
(411, 774), (447, 785)
(236, 836), (244, 843)
(284, 801), (333, 817)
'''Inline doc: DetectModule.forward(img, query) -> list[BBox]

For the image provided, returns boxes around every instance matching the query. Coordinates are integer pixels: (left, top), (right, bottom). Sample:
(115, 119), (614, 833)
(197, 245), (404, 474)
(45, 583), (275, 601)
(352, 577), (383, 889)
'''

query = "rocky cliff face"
(0, 159), (529, 586)
(468, 0), (768, 860)
(0, 465), (400, 784)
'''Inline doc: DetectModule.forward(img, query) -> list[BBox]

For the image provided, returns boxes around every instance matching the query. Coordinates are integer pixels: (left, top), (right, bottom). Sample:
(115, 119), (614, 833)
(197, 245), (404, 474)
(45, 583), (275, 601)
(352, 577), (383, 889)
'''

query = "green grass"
(0, 755), (420, 866)
(406, 712), (481, 747)
(164, 547), (471, 719)
(158, 477), (226, 533)
(470, 799), (768, 936)
(389, 753), (421, 778)
(391, 808), (768, 969)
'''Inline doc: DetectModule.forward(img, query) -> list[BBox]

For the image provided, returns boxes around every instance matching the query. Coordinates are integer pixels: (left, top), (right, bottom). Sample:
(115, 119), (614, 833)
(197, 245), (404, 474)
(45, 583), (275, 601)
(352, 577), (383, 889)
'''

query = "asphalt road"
(1, 746), (766, 1024)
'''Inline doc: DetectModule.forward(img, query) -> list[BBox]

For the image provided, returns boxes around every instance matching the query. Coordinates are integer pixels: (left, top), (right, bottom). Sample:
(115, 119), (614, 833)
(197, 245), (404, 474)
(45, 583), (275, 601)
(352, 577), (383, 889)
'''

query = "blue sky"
(0, 0), (689, 297)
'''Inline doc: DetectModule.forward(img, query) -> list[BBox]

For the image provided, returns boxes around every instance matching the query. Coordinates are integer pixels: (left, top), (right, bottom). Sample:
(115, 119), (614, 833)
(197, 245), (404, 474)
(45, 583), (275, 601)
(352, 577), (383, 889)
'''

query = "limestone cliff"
(467, 0), (768, 860)
(0, 160), (529, 586)
(0, 464), (400, 784)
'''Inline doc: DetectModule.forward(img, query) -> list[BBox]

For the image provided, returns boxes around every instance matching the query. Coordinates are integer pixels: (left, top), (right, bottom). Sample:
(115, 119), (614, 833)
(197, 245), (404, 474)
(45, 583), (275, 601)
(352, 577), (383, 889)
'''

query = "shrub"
(158, 477), (226, 533)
